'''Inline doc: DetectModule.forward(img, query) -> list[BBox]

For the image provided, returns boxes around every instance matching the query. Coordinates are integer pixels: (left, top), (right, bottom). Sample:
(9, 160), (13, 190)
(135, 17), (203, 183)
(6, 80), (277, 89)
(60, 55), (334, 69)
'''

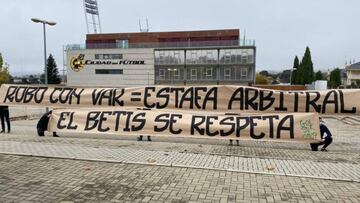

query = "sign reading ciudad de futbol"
(0, 84), (357, 115)
(69, 54), (145, 72)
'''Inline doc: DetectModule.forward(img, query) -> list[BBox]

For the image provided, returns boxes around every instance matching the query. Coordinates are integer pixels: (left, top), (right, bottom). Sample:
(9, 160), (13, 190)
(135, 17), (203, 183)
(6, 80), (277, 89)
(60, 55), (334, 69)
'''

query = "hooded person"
(310, 118), (333, 151)
(37, 110), (59, 137)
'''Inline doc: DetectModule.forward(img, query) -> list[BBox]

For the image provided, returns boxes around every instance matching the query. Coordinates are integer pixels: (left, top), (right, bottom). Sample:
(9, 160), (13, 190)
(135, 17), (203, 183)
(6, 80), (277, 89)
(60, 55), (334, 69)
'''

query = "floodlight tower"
(139, 18), (149, 32)
(84, 0), (102, 33)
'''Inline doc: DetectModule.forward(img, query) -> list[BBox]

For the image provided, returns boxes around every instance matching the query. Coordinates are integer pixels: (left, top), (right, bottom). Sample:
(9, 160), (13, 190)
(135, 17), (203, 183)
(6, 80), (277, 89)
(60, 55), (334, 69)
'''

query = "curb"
(0, 151), (358, 183)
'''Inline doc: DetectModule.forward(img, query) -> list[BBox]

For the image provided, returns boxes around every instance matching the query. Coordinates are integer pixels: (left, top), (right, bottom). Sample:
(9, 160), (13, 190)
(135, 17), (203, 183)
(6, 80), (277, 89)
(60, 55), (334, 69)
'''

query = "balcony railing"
(65, 39), (255, 51)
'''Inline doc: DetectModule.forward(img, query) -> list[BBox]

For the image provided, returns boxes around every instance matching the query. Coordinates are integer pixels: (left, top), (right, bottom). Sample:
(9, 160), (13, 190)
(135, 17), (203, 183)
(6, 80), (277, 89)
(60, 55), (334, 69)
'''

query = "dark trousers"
(0, 109), (10, 132)
(310, 137), (333, 151)
(37, 128), (45, 136)
(37, 128), (57, 137)
(138, 135), (151, 141)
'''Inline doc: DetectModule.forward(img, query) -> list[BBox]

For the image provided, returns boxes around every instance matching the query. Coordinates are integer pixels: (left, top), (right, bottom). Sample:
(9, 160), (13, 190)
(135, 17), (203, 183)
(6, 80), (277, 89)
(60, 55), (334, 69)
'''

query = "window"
(174, 51), (180, 64)
(248, 55), (253, 63)
(95, 54), (122, 60)
(241, 50), (248, 64)
(95, 69), (123, 74)
(173, 69), (180, 80)
(111, 54), (122, 59)
(116, 40), (129, 48)
(191, 51), (197, 64)
(159, 51), (165, 64)
(224, 68), (231, 80)
(191, 68), (197, 80)
(159, 69), (165, 80)
(206, 51), (213, 64)
(95, 54), (102, 59)
(155, 50), (185, 65)
(185, 50), (217, 65)
(206, 68), (213, 79)
(224, 50), (231, 64)
(241, 68), (248, 79)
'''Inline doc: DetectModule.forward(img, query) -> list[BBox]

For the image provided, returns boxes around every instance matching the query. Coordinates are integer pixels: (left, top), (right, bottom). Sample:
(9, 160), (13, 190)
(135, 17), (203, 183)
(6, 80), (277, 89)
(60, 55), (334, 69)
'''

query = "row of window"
(95, 54), (123, 60)
(93, 67), (250, 81)
(157, 67), (249, 81)
(155, 49), (254, 65)
(115, 40), (129, 48)
(95, 69), (123, 74)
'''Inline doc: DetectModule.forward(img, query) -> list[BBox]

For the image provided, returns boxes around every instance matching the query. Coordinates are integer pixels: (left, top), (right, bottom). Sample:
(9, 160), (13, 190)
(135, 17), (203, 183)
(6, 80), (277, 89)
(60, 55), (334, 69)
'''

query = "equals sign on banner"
(130, 92), (142, 102)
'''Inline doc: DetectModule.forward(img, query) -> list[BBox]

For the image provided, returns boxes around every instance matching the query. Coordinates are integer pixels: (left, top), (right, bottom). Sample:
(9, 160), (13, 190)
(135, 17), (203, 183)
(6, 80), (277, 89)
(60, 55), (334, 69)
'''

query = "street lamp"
(31, 18), (56, 86)
(31, 18), (56, 113)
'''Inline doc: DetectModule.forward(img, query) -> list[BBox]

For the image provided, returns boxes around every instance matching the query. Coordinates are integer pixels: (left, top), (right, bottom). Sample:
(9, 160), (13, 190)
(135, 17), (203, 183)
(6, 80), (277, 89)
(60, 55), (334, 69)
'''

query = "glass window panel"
(159, 68), (165, 80)
(248, 55), (253, 63)
(174, 51), (180, 64)
(173, 69), (180, 80)
(206, 67), (213, 80)
(159, 51), (165, 64)
(219, 48), (255, 65)
(191, 51), (197, 64)
(191, 68), (197, 80)
(225, 50), (231, 64)
(186, 50), (218, 64)
(205, 50), (217, 64)
(241, 68), (248, 79)
(111, 54), (122, 59)
(116, 40), (129, 48)
(224, 68), (231, 80)
(95, 69), (123, 74)
(155, 50), (185, 65)
(241, 50), (248, 64)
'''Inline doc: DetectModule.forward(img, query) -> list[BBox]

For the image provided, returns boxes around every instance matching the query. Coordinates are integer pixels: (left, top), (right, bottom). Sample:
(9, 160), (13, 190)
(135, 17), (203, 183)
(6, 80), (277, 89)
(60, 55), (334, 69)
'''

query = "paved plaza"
(0, 112), (359, 202)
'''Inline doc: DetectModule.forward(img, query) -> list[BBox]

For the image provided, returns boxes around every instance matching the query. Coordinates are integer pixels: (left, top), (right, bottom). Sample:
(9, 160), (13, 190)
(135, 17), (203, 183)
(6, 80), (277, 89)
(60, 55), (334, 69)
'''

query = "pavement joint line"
(1, 152), (359, 184)
(284, 173), (356, 182)
(199, 151), (358, 163)
(17, 138), (360, 163)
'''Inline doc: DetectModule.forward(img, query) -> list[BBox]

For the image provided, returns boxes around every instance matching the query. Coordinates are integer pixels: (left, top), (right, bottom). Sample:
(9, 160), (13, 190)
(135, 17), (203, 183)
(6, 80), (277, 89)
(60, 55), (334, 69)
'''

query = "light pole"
(31, 18), (56, 113)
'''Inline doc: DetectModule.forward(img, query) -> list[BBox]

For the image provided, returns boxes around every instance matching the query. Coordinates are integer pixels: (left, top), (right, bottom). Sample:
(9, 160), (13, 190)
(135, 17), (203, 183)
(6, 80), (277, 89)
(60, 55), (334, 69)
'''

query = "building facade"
(67, 48), (154, 87)
(66, 29), (256, 87)
(345, 62), (360, 86)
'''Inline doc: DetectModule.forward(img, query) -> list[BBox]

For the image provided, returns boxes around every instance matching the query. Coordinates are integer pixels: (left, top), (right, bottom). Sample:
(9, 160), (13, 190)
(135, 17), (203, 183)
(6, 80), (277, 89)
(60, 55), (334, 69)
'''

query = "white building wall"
(66, 48), (154, 87)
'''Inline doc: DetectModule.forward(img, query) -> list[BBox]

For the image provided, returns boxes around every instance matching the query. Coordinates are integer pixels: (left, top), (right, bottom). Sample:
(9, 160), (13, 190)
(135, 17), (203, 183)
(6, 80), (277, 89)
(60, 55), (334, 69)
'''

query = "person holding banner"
(229, 139), (239, 146)
(37, 111), (59, 137)
(137, 135), (151, 141)
(0, 105), (10, 133)
(310, 118), (333, 151)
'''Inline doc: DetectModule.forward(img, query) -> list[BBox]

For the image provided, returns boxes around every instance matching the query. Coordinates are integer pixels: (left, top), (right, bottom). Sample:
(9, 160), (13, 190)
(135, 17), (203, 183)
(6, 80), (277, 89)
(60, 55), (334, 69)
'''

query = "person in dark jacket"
(0, 105), (10, 133)
(310, 118), (333, 151)
(37, 111), (59, 137)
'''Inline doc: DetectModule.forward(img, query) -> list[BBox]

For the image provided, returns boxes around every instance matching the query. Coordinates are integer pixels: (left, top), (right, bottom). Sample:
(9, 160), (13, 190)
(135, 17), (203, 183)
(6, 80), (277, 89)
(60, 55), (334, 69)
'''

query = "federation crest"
(70, 54), (85, 72)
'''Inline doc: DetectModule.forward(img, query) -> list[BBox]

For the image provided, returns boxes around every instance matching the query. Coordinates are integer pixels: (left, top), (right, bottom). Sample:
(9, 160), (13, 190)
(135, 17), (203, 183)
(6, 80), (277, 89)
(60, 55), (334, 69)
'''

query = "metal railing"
(65, 39), (255, 51)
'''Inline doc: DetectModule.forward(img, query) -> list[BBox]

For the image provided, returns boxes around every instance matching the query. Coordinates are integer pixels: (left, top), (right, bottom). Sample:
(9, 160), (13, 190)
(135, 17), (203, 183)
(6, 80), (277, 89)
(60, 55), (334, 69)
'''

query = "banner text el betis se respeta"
(0, 84), (357, 115)
(49, 109), (320, 142)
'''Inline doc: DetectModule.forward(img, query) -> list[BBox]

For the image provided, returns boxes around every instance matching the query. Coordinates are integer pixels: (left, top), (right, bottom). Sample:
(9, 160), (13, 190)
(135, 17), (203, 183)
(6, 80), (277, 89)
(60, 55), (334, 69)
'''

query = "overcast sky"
(0, 0), (358, 76)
